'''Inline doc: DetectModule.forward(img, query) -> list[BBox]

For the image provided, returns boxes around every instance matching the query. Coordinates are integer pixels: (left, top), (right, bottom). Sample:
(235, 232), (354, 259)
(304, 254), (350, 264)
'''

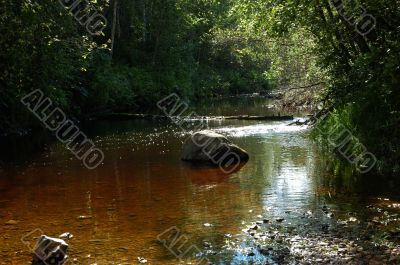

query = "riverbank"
(268, 86), (323, 113)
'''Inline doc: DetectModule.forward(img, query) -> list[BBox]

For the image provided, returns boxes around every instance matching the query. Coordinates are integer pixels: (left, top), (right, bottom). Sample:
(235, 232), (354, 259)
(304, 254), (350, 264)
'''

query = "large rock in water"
(32, 235), (69, 265)
(182, 130), (249, 166)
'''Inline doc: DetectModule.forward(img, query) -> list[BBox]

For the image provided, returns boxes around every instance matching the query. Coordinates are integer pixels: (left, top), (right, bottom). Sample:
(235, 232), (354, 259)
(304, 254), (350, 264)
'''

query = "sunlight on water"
(215, 122), (308, 137)
(263, 162), (314, 215)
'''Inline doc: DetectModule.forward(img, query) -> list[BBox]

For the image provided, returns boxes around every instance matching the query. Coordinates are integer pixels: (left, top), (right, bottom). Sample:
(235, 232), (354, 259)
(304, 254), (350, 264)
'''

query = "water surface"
(0, 98), (399, 264)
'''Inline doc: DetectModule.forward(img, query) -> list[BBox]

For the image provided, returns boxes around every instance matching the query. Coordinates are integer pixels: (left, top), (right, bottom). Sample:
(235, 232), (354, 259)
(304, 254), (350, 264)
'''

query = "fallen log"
(93, 113), (294, 121)
(92, 113), (168, 121)
(224, 115), (293, 121)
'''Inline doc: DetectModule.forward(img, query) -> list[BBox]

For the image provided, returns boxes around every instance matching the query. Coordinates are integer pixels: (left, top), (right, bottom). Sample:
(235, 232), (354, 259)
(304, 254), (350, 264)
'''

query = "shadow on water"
(314, 150), (400, 198)
(182, 162), (248, 186)
(0, 128), (52, 165)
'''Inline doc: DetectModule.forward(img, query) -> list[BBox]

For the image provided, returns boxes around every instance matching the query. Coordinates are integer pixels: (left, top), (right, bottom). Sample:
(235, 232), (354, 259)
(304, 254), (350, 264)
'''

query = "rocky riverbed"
(201, 197), (400, 264)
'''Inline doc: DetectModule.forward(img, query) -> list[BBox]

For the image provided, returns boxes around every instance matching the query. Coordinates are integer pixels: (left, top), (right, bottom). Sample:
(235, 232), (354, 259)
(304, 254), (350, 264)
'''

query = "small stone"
(321, 224), (329, 232)
(77, 215), (92, 220)
(259, 248), (269, 255)
(348, 217), (358, 222)
(59, 232), (73, 240)
(5, 220), (18, 225)
(137, 257), (147, 263)
(276, 218), (285, 223)
(338, 248), (346, 253)
(203, 242), (211, 248)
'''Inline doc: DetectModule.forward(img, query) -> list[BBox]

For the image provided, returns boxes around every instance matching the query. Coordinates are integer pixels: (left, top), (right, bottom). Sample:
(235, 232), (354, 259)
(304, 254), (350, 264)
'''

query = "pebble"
(259, 248), (269, 255)
(77, 215), (92, 220)
(203, 242), (212, 248)
(137, 257), (147, 263)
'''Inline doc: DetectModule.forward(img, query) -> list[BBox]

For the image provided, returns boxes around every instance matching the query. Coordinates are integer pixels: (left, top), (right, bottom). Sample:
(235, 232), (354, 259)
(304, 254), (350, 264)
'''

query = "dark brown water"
(0, 98), (399, 264)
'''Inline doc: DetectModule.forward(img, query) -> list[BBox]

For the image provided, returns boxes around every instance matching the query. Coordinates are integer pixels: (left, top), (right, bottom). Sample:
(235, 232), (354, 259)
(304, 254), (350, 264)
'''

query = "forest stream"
(0, 97), (399, 264)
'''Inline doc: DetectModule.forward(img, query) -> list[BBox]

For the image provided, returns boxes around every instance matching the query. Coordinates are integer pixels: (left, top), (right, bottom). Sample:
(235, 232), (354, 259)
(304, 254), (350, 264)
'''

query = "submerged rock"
(181, 130), (249, 166)
(5, 220), (18, 225)
(32, 235), (69, 265)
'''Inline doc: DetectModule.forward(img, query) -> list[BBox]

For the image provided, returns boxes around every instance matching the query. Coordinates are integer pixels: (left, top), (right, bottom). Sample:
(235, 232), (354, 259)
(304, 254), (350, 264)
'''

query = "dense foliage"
(1, 0), (399, 176)
(254, 0), (399, 176)
(1, 0), (323, 132)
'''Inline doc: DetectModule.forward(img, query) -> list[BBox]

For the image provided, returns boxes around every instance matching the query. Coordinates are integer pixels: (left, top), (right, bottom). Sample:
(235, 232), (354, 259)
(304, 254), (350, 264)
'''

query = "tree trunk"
(322, 0), (355, 58)
(331, 0), (371, 54)
(315, 1), (350, 68)
(142, 0), (147, 43)
(111, 0), (118, 57)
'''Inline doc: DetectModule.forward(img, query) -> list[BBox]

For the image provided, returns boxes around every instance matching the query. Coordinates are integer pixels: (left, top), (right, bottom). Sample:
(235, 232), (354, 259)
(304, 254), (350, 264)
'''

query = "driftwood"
(288, 105), (335, 126)
(93, 113), (168, 121)
(224, 115), (293, 121)
(93, 113), (294, 121)
(288, 119), (312, 126)
(286, 82), (323, 91)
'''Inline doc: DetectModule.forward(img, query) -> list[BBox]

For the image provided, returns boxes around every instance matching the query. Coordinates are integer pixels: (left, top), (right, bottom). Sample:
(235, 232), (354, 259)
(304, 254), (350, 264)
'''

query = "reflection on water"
(0, 112), (399, 264)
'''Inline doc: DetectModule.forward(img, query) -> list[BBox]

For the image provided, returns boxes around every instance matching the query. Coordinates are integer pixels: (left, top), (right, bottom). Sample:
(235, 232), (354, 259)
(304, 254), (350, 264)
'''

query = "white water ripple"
(214, 122), (308, 137)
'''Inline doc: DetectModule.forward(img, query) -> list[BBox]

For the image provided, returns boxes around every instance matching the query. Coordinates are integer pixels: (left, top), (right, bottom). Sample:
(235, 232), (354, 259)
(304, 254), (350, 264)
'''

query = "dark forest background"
(0, 0), (399, 176)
